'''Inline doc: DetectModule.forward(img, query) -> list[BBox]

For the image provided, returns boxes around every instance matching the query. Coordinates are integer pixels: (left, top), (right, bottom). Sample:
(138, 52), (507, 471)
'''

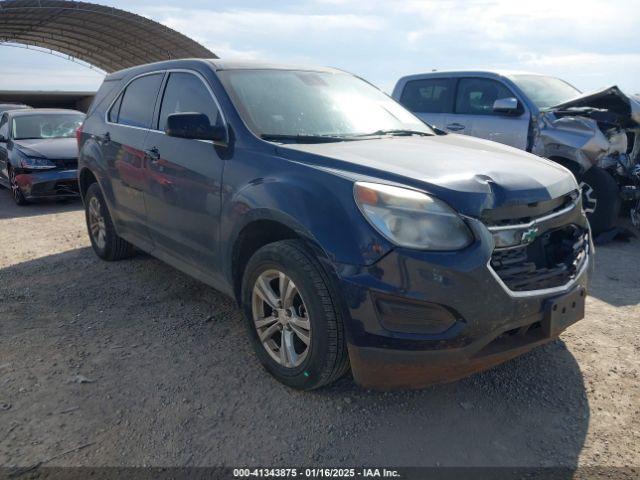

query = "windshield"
(219, 70), (433, 140)
(12, 114), (84, 140)
(508, 75), (581, 110)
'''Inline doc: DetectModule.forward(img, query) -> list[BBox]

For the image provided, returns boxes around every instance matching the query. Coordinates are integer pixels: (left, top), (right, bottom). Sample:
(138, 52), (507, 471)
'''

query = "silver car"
(392, 71), (640, 234)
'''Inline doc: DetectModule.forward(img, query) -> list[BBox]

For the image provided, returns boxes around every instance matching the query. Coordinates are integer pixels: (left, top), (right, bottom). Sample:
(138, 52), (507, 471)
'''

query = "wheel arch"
(228, 212), (332, 305)
(222, 166), (393, 304)
(78, 167), (98, 200)
(548, 156), (588, 179)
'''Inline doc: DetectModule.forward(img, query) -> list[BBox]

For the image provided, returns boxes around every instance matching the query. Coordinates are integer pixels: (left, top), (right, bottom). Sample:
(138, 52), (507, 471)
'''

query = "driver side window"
(455, 78), (516, 115)
(157, 72), (223, 131)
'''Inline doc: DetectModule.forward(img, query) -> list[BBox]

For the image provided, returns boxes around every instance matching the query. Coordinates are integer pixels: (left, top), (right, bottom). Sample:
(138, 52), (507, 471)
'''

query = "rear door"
(141, 70), (227, 277)
(103, 72), (164, 249)
(450, 77), (529, 149)
(396, 77), (454, 130)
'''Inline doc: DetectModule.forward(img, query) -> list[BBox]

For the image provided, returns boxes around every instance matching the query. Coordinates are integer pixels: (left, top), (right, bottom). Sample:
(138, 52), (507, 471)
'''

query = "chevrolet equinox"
(77, 60), (592, 390)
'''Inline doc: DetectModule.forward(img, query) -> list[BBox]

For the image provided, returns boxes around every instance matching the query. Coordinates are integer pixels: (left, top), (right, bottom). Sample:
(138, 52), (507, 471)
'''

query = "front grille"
(51, 158), (78, 169)
(482, 190), (579, 227)
(490, 225), (588, 291)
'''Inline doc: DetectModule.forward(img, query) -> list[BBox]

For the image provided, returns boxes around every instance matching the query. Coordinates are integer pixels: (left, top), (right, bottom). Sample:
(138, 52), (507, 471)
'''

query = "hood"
(277, 134), (577, 218)
(13, 137), (78, 160)
(551, 85), (640, 125)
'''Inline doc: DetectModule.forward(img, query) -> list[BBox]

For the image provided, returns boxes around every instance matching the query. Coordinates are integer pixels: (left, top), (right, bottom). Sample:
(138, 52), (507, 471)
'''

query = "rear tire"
(580, 167), (620, 235)
(84, 183), (135, 261)
(241, 240), (349, 390)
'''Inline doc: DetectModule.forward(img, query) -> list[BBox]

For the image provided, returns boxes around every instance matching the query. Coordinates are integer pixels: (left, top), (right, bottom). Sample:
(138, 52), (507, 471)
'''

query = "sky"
(0, 0), (639, 95)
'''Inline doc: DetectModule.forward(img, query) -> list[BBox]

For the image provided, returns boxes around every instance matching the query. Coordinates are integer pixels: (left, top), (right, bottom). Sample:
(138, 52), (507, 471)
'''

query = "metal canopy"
(0, 0), (217, 73)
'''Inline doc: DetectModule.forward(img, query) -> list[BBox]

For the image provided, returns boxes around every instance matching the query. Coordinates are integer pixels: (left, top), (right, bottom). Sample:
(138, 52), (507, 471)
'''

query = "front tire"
(241, 240), (349, 390)
(580, 167), (620, 235)
(84, 183), (135, 261)
(9, 168), (28, 206)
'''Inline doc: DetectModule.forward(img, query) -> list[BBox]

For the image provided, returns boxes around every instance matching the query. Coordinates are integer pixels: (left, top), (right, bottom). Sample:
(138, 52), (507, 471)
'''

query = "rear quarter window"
(399, 78), (454, 113)
(86, 78), (120, 117)
(108, 93), (123, 123)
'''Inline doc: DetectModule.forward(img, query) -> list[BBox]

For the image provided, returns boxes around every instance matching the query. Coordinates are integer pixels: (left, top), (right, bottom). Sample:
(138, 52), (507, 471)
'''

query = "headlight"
(18, 152), (56, 170)
(354, 182), (473, 250)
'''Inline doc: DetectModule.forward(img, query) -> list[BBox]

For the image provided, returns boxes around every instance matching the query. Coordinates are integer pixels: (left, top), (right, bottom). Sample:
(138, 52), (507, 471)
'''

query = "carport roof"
(0, 0), (217, 73)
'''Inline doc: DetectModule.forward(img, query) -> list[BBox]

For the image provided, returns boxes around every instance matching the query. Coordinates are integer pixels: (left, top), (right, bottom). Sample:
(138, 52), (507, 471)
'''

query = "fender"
(219, 157), (394, 286)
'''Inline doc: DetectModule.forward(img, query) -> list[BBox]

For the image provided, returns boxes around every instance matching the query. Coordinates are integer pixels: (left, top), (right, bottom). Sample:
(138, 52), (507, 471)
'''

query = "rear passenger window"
(158, 72), (223, 131)
(455, 78), (515, 115)
(116, 73), (163, 128)
(399, 78), (453, 113)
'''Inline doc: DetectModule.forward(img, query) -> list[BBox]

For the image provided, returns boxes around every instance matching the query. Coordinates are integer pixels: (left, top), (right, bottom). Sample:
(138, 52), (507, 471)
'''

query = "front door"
(448, 77), (530, 149)
(141, 71), (226, 278)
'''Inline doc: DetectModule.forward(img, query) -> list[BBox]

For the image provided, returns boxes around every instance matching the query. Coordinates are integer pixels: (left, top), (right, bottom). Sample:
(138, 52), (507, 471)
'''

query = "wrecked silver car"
(392, 71), (640, 234)
(531, 85), (640, 231)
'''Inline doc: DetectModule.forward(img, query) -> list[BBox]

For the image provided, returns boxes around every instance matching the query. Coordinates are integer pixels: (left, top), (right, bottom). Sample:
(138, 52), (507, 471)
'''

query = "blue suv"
(77, 60), (592, 390)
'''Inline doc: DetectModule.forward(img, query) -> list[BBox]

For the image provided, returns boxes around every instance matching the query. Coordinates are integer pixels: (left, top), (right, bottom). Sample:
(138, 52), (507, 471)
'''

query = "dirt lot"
(0, 191), (639, 471)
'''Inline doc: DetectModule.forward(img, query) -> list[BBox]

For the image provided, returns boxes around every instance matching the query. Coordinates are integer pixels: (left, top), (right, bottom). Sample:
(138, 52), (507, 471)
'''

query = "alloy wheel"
(9, 169), (22, 203)
(88, 196), (107, 249)
(631, 200), (640, 229)
(580, 181), (597, 214)
(251, 269), (311, 368)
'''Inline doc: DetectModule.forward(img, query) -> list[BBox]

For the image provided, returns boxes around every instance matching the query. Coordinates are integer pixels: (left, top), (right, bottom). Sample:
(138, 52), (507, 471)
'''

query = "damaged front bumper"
(15, 169), (80, 199)
(337, 197), (592, 390)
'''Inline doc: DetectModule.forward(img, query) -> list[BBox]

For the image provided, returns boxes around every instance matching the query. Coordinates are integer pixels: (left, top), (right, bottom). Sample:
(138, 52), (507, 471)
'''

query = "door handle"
(446, 123), (466, 131)
(144, 147), (160, 163)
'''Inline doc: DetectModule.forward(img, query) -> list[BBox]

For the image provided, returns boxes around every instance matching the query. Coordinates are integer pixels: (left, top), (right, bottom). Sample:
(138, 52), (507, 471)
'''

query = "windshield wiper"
(356, 129), (433, 137)
(260, 130), (433, 143)
(260, 133), (348, 143)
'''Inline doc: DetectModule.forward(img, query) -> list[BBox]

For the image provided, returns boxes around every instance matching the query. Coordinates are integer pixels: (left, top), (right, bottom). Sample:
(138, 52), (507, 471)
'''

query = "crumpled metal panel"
(532, 112), (612, 171)
(552, 85), (640, 125)
(532, 85), (640, 172)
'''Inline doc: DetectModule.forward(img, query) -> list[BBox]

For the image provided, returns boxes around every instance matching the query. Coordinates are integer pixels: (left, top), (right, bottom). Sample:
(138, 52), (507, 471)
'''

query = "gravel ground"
(0, 191), (639, 471)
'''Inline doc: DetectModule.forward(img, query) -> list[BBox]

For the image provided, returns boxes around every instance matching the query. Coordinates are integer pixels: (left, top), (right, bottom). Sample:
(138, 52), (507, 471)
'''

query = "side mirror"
(165, 112), (227, 143)
(493, 97), (520, 115)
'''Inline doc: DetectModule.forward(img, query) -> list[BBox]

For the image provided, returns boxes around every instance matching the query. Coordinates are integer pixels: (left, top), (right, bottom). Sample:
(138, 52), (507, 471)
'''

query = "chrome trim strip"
(488, 243), (589, 298)
(486, 197), (579, 232)
(103, 68), (228, 145)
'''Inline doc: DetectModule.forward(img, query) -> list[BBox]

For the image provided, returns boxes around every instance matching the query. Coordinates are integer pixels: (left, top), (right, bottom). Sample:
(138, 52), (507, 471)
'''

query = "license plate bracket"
(543, 286), (586, 337)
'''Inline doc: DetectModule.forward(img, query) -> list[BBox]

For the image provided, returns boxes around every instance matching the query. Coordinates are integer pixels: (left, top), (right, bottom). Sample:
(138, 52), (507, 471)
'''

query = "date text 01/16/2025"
(233, 468), (401, 478)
